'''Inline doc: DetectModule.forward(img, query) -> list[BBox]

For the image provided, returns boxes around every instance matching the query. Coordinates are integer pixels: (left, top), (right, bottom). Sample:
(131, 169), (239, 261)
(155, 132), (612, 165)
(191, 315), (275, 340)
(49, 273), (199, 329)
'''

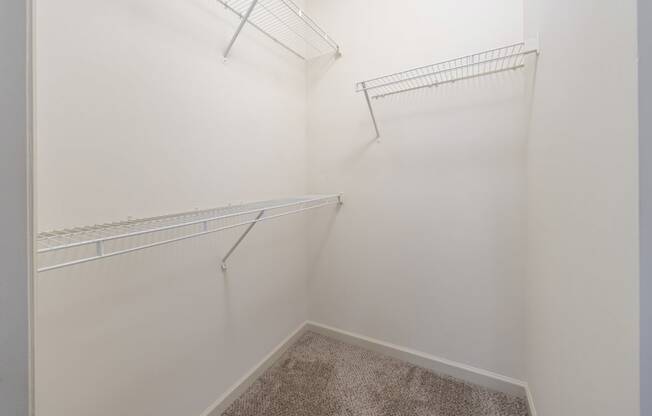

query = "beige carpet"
(223, 331), (529, 416)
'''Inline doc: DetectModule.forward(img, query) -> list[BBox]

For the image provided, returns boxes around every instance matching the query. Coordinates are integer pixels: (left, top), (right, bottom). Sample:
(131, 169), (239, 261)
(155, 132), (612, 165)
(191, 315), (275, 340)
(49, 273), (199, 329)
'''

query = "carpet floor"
(222, 331), (529, 416)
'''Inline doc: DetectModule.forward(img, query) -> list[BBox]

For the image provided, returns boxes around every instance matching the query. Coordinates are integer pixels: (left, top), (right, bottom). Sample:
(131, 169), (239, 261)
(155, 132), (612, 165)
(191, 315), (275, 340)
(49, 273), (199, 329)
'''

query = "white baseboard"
(201, 320), (533, 416)
(305, 321), (528, 399)
(525, 384), (538, 416)
(200, 322), (309, 416)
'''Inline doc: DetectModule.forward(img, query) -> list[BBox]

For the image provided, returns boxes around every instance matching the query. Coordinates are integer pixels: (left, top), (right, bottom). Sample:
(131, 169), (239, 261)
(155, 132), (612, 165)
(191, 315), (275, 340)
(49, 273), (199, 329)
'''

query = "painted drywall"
(640, 0), (651, 414)
(306, 0), (528, 380)
(524, 0), (640, 415)
(0, 0), (32, 415)
(36, 0), (309, 230)
(34, 1), (316, 415)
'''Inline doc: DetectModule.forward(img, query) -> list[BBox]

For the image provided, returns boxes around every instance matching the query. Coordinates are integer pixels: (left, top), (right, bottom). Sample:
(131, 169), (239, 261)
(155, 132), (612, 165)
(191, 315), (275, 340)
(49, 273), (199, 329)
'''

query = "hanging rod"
(36, 194), (343, 273)
(218, 0), (340, 60)
(356, 41), (540, 138)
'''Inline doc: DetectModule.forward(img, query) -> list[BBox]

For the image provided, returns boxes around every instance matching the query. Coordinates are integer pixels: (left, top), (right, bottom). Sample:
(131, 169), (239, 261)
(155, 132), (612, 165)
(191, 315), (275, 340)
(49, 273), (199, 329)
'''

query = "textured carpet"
(222, 331), (529, 416)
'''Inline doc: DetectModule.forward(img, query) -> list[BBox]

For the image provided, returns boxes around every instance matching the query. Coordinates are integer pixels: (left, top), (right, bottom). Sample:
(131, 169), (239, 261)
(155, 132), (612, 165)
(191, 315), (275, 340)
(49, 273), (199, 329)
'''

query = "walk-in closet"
(1, 0), (647, 415)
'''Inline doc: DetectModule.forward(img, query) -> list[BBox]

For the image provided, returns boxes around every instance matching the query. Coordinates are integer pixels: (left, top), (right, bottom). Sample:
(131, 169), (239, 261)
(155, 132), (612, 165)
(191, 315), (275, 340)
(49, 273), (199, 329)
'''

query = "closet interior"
(30, 0), (642, 416)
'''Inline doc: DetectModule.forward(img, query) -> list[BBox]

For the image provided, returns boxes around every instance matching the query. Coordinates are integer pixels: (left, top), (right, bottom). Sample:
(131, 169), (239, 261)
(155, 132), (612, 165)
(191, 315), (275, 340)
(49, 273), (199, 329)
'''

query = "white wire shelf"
(218, 0), (340, 60)
(356, 41), (539, 138)
(37, 194), (342, 273)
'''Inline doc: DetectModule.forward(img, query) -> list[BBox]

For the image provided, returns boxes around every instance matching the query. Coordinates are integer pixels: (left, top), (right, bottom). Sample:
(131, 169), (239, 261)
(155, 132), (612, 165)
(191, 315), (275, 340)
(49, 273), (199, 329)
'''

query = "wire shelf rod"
(255, 1), (323, 55)
(217, 0), (340, 60)
(220, 2), (304, 59)
(37, 196), (342, 273)
(357, 50), (532, 95)
(357, 42), (529, 89)
(376, 65), (526, 99)
(37, 195), (338, 255)
(355, 41), (539, 137)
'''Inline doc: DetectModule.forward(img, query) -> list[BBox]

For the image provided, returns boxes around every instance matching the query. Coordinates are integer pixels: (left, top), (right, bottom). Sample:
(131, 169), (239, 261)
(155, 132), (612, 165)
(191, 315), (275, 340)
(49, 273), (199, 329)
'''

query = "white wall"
(36, 0), (308, 231)
(35, 1), (313, 415)
(306, 0), (528, 380)
(524, 0), (640, 415)
(0, 0), (33, 415)
(35, 1), (644, 414)
(640, 0), (651, 414)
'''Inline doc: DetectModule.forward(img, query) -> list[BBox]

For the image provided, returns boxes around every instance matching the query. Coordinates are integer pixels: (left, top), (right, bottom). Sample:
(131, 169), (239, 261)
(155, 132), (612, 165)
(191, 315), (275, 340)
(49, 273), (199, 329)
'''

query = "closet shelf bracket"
(361, 81), (381, 140)
(356, 41), (540, 138)
(221, 209), (265, 271)
(223, 0), (259, 59)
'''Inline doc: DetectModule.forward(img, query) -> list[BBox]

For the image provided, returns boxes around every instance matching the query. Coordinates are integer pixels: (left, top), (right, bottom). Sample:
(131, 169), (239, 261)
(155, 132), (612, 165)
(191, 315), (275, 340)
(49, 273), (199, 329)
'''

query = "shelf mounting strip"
(37, 194), (342, 273)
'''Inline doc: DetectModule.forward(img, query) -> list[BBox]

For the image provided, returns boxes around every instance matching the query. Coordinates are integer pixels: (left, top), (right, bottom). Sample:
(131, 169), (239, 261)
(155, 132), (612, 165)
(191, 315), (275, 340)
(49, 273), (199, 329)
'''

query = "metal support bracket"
(361, 82), (381, 140)
(221, 210), (265, 271)
(223, 0), (259, 59)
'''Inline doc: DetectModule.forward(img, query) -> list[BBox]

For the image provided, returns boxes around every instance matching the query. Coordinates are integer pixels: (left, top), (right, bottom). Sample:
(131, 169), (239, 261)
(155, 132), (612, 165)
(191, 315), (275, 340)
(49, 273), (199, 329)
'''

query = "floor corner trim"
(200, 322), (310, 416)
(305, 321), (528, 399)
(525, 384), (538, 416)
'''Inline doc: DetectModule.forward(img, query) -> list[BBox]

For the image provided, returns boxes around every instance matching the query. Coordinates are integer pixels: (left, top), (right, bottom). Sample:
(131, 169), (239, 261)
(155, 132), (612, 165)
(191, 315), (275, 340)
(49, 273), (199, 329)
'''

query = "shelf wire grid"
(357, 43), (537, 99)
(37, 194), (342, 272)
(217, 0), (339, 60)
